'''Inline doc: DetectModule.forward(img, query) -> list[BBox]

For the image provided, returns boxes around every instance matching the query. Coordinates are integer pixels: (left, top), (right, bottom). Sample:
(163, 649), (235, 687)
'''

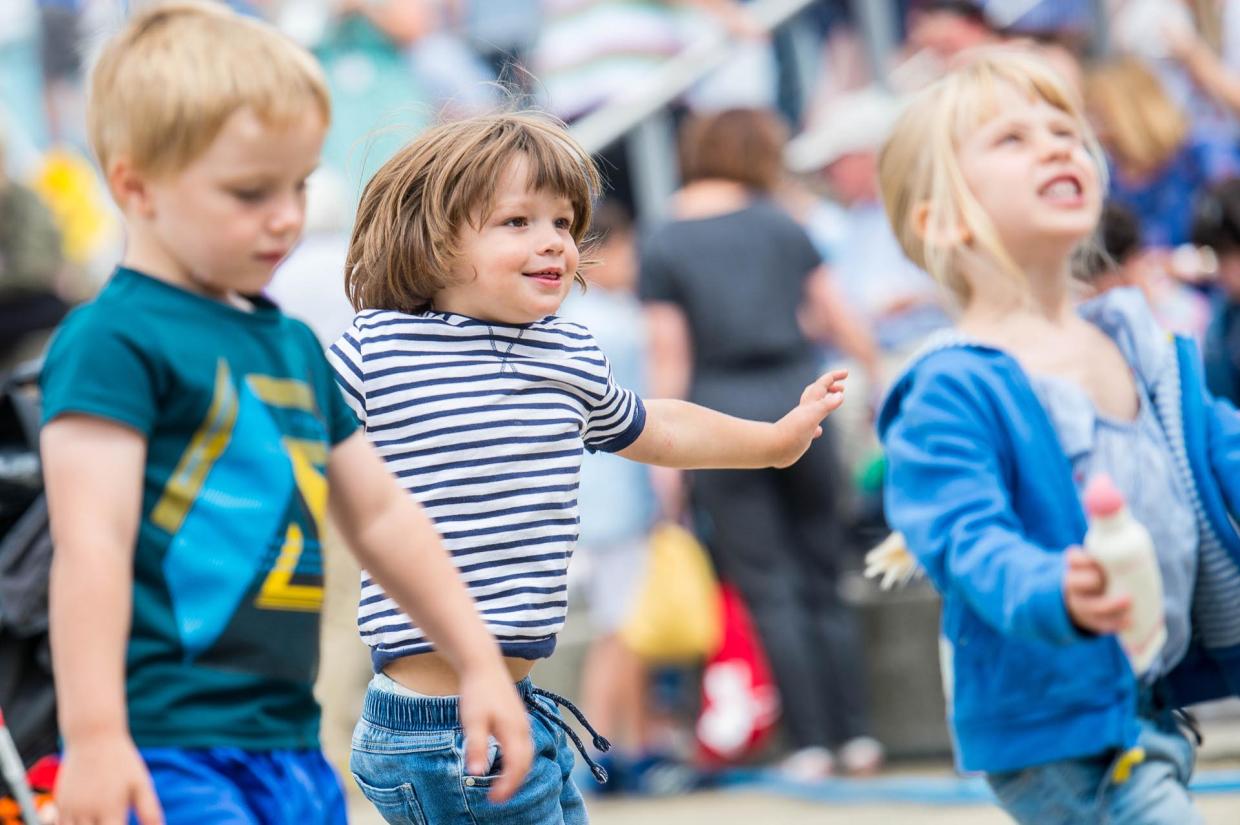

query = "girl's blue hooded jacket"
(878, 289), (1240, 774)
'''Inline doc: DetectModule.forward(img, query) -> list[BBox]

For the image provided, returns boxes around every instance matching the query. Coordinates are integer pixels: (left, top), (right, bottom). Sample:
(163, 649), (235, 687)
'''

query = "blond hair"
(87, 1), (330, 180)
(878, 49), (1106, 305)
(346, 111), (601, 314)
(1086, 57), (1188, 176)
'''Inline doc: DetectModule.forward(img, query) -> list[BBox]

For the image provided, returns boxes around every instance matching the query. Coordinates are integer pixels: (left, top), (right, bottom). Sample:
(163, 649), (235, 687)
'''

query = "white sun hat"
(784, 89), (907, 174)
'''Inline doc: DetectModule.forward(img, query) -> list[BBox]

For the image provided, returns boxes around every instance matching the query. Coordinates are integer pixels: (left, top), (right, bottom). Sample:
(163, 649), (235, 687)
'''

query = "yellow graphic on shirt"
(249, 375), (329, 613)
(151, 360), (239, 534)
(254, 439), (329, 611)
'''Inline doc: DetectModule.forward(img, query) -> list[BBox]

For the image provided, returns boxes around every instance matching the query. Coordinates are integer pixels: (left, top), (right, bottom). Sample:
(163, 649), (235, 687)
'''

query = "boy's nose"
(268, 195), (305, 236)
(538, 224), (565, 254)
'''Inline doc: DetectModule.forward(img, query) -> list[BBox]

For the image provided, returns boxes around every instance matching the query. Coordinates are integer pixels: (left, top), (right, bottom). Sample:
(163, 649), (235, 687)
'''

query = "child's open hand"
(56, 733), (163, 825)
(458, 664), (534, 802)
(1064, 547), (1133, 635)
(770, 369), (848, 468)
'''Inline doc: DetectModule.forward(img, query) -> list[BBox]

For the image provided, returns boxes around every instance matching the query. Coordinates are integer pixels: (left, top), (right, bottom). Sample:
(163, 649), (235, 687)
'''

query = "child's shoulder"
(537, 314), (595, 341)
(48, 286), (142, 352)
(877, 332), (1019, 438)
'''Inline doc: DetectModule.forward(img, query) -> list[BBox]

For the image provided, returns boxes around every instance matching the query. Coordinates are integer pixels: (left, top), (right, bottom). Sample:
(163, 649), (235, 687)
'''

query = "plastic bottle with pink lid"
(1082, 473), (1166, 676)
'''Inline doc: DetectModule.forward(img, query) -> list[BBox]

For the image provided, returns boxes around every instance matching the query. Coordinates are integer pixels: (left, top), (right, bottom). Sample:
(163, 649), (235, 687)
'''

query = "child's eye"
(231, 188), (269, 204)
(554, 217), (572, 230)
(504, 216), (528, 227)
(997, 131), (1022, 145)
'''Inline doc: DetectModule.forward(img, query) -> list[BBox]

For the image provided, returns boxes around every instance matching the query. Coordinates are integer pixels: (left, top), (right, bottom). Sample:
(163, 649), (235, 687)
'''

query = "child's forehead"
(485, 156), (577, 205)
(192, 107), (324, 173)
(954, 79), (1076, 138)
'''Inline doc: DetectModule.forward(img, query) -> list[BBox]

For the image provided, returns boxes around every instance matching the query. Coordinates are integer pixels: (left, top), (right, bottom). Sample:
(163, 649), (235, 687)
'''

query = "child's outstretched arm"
(327, 433), (533, 802)
(619, 369), (847, 469)
(41, 415), (164, 825)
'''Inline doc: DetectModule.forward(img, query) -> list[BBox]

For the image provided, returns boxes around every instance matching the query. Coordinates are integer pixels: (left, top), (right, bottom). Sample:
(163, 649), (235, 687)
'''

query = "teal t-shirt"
(40, 267), (358, 750)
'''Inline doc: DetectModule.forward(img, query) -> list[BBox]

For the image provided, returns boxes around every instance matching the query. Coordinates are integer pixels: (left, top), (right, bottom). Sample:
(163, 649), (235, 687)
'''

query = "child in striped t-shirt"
(328, 110), (849, 825)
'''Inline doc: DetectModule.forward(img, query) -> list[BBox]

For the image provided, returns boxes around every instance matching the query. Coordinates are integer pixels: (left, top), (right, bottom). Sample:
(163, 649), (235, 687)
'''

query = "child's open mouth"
(1038, 174), (1084, 205)
(524, 269), (564, 285)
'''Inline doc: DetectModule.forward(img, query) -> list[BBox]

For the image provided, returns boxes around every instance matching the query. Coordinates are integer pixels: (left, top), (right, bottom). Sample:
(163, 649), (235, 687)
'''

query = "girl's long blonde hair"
(877, 50), (1107, 306)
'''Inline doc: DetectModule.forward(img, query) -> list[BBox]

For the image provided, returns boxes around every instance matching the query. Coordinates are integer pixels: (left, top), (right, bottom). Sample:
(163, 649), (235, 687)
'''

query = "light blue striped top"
(328, 309), (647, 669)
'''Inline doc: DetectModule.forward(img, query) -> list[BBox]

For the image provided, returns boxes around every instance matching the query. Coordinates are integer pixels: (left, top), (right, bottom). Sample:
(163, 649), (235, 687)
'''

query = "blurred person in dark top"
(639, 107), (881, 780)
(1191, 178), (1240, 406)
(0, 127), (67, 368)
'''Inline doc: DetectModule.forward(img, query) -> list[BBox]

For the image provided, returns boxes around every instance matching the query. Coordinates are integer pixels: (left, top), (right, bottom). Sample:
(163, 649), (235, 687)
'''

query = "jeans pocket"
(458, 733), (503, 789)
(351, 774), (427, 825)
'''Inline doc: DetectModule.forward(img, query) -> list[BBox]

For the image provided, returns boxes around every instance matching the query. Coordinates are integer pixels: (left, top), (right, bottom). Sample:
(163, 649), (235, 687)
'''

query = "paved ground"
(586, 791), (1240, 824)
(349, 784), (1240, 824)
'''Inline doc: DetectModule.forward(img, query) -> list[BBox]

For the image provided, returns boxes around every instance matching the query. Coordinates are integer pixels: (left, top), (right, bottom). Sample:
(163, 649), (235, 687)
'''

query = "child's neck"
(958, 256), (1077, 342)
(672, 179), (752, 220)
(122, 229), (248, 309)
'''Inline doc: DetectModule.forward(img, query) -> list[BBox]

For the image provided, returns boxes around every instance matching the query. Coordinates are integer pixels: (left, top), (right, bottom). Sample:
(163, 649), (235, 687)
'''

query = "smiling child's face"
(433, 155), (580, 325)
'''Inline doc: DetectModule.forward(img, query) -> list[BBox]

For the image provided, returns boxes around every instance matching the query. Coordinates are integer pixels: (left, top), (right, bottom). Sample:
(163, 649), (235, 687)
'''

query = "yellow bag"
(33, 146), (118, 267)
(618, 522), (722, 662)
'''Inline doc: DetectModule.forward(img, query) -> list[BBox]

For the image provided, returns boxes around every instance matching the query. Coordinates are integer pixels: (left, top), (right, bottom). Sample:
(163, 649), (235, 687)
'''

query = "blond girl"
(877, 51), (1240, 823)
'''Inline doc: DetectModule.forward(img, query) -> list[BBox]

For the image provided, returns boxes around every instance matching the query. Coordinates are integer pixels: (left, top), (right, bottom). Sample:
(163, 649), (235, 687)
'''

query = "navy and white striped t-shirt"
(328, 309), (647, 669)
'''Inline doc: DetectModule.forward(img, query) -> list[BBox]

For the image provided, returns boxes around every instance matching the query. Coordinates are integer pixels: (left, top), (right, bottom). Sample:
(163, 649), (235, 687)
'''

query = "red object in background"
(0, 755), (56, 824)
(25, 756), (57, 794)
(695, 583), (780, 763)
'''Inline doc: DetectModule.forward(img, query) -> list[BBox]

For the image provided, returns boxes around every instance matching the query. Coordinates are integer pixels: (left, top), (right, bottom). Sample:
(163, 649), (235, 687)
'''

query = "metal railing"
(568, 0), (821, 220)
(570, 0), (1113, 221)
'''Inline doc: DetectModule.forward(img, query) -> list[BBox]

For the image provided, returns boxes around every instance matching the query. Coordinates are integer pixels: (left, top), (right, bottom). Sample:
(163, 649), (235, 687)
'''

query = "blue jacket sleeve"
(1207, 393), (1240, 519)
(883, 369), (1084, 646)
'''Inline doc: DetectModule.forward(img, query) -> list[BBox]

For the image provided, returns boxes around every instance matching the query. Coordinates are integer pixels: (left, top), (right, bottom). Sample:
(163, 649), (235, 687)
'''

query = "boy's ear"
(107, 156), (156, 219)
(911, 200), (972, 247)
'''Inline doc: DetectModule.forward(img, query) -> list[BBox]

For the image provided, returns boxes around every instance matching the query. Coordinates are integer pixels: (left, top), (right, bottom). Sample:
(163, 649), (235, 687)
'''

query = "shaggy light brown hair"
(346, 111), (601, 314)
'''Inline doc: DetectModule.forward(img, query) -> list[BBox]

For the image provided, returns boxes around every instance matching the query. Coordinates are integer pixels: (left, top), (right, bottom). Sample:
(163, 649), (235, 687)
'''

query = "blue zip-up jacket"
(877, 289), (1240, 774)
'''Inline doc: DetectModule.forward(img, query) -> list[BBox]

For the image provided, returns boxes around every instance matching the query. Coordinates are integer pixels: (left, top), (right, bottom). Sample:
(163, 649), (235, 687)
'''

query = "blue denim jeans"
(986, 714), (1204, 825)
(350, 676), (594, 824)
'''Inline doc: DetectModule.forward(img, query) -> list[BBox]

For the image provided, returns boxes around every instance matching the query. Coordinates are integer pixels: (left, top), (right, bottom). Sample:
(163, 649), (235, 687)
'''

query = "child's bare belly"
(384, 651), (535, 695)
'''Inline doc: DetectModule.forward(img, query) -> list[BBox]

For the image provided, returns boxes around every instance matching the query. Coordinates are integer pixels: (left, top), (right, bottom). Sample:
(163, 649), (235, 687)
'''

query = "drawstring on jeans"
(1173, 709), (1203, 747)
(525, 686), (612, 783)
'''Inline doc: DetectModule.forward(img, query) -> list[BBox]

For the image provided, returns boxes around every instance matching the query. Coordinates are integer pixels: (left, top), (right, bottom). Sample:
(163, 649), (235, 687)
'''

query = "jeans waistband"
(362, 676), (613, 783)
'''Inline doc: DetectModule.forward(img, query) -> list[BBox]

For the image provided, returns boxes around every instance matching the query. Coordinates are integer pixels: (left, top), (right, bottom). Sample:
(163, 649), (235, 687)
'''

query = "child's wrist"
(62, 721), (131, 747)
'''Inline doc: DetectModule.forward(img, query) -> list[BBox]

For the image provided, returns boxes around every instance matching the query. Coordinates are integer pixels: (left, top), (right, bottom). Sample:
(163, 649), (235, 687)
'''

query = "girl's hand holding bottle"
(1063, 547), (1134, 635)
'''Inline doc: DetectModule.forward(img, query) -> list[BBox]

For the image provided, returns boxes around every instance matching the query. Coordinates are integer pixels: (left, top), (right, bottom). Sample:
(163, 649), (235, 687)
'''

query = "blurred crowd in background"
(9, 0), (1240, 801)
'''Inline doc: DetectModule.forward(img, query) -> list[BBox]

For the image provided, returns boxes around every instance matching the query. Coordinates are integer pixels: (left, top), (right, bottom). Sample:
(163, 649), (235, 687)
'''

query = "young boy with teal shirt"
(38, 4), (532, 823)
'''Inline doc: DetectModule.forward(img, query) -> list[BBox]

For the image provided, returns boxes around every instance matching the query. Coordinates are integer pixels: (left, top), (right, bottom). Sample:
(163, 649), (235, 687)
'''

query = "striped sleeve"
(581, 336), (646, 453)
(327, 318), (367, 425)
